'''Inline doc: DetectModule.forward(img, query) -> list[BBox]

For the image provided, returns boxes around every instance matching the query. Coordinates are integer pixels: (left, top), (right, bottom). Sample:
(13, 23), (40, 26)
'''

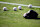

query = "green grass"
(0, 0), (40, 27)
(0, 0), (40, 6)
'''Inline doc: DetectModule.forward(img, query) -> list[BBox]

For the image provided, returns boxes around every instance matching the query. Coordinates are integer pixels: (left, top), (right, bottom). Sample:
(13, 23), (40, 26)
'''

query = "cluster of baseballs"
(3, 4), (32, 11)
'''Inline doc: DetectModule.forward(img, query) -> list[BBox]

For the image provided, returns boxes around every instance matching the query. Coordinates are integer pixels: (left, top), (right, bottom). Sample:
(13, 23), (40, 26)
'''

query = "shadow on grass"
(28, 7), (35, 9)
(25, 18), (40, 19)
(19, 9), (23, 10)
(3, 10), (9, 11)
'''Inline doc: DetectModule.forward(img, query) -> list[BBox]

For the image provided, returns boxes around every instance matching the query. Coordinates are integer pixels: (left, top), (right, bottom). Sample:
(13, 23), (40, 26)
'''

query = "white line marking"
(0, 1), (40, 8)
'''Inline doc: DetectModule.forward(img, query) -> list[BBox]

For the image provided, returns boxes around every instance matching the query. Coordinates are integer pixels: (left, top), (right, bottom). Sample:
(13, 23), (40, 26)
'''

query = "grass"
(0, 0), (40, 6)
(0, 0), (40, 27)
